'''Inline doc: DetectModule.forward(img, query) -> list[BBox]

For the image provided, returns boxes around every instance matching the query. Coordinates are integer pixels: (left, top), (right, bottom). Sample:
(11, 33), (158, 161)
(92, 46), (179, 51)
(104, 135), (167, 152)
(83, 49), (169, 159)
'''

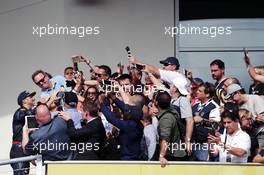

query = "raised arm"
(244, 49), (264, 83)
(128, 55), (161, 78)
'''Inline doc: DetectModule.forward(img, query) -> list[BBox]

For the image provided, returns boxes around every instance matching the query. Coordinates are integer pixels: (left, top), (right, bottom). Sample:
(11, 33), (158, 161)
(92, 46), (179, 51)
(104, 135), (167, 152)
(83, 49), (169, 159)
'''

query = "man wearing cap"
(64, 91), (82, 129)
(170, 79), (194, 156)
(128, 55), (188, 89)
(10, 91), (36, 175)
(225, 83), (264, 148)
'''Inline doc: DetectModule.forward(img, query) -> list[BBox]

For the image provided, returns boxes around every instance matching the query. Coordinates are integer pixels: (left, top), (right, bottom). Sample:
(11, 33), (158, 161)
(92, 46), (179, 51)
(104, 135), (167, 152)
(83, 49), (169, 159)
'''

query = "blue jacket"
(100, 99), (143, 160)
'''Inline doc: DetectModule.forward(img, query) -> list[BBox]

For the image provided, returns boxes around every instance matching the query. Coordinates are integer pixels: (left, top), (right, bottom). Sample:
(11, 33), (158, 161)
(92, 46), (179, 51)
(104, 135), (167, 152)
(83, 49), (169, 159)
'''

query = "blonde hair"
(238, 108), (253, 120)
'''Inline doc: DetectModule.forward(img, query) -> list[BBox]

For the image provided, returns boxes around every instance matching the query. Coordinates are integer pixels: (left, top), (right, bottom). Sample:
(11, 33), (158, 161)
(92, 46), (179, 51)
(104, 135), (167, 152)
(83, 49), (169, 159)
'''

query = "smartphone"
(72, 56), (82, 63)
(135, 64), (145, 71)
(26, 115), (39, 129)
(102, 80), (112, 85)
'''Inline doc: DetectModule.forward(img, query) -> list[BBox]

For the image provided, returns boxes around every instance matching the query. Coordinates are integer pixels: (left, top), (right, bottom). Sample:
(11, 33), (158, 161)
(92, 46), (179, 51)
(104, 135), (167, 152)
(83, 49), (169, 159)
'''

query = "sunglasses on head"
(35, 75), (46, 85)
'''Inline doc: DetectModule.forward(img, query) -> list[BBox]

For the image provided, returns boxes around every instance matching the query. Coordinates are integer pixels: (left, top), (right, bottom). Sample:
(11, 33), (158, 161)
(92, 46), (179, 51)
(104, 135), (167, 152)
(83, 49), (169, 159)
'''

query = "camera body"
(55, 91), (65, 111)
(201, 120), (220, 136)
(100, 80), (119, 93)
(74, 70), (81, 79)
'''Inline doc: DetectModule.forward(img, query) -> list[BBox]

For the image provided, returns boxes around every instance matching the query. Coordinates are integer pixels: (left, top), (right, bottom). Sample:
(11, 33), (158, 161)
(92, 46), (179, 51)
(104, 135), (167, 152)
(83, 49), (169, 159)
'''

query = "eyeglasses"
(35, 75), (46, 85)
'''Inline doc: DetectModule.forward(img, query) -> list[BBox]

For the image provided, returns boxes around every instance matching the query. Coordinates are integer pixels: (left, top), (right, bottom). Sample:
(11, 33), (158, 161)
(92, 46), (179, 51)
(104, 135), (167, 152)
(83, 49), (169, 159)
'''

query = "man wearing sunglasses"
(31, 70), (66, 103)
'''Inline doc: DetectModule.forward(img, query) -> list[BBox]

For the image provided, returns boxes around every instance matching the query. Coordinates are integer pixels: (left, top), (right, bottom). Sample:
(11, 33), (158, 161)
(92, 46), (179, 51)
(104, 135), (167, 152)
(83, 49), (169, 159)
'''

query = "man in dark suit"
(59, 101), (106, 160)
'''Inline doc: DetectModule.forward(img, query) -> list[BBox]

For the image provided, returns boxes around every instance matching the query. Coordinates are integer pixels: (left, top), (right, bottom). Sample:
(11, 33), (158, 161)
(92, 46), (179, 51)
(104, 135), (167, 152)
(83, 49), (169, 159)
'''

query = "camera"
(200, 120), (220, 135)
(74, 70), (82, 79)
(56, 91), (65, 111)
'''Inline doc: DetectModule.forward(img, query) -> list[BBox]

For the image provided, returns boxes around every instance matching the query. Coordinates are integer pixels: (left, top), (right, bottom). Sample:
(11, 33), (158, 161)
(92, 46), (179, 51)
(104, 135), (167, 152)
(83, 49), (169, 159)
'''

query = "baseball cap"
(172, 78), (189, 95)
(17, 91), (36, 106)
(64, 91), (78, 107)
(160, 57), (180, 68)
(225, 84), (242, 99)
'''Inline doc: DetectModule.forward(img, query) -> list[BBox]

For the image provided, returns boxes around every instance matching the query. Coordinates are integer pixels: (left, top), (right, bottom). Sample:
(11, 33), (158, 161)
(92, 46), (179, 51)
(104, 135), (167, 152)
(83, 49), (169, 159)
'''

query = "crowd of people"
(9, 50), (264, 174)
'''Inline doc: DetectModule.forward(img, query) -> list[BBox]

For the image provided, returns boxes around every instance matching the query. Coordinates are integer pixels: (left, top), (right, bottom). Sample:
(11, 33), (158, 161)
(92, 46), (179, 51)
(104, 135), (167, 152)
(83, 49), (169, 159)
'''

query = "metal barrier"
(0, 155), (42, 175)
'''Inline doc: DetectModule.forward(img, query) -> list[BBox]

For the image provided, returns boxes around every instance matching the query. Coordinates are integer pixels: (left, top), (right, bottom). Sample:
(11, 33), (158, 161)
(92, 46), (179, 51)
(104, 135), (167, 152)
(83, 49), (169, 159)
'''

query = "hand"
(23, 122), (36, 134)
(98, 94), (107, 105)
(128, 55), (139, 64)
(117, 63), (124, 74)
(193, 116), (203, 123)
(186, 70), (193, 80)
(159, 157), (168, 168)
(243, 48), (251, 66)
(59, 111), (71, 121)
(49, 91), (58, 103)
(80, 55), (91, 64)
(185, 141), (192, 156)
(256, 114), (264, 123)
(208, 132), (221, 144)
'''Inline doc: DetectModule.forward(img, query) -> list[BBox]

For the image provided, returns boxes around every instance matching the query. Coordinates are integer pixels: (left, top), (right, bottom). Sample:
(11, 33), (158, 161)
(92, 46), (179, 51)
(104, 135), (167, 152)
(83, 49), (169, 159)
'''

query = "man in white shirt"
(225, 83), (264, 148)
(209, 109), (251, 163)
(128, 56), (188, 88)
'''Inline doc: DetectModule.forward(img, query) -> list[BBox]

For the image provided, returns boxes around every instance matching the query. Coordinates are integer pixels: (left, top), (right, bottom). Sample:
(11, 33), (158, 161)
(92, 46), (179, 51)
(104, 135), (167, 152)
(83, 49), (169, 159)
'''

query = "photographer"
(208, 109), (251, 163)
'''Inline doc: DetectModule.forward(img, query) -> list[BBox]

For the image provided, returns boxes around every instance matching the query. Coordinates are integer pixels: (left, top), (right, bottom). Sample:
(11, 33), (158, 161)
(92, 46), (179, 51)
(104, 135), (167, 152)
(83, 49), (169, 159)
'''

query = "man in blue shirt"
(31, 70), (66, 103)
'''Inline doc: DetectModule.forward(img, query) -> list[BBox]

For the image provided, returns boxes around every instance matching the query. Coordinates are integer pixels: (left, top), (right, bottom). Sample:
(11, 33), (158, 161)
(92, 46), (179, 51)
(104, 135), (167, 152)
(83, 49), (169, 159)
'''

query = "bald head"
(223, 77), (240, 92)
(130, 94), (146, 109)
(36, 103), (51, 125)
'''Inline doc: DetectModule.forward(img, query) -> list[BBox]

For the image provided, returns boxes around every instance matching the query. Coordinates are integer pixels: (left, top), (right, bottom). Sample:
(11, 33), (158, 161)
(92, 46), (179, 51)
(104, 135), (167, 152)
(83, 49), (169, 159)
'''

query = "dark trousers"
(10, 144), (30, 175)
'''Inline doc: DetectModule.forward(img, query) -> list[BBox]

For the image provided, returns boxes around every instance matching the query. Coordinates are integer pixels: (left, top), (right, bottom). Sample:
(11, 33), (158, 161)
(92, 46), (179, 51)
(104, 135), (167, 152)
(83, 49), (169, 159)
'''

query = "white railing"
(0, 155), (42, 175)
